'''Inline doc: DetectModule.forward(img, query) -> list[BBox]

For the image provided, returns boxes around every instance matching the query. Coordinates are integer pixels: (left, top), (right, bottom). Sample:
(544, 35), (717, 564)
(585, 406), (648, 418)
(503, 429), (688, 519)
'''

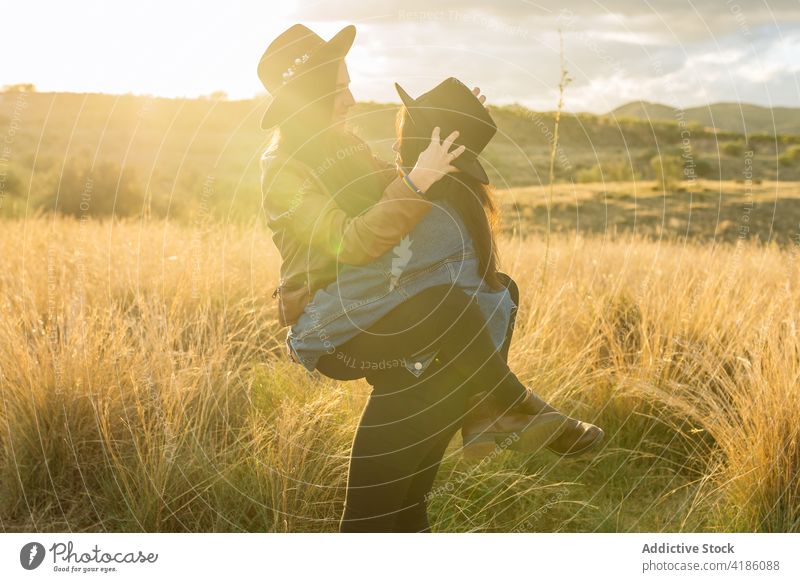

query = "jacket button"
(414, 362), (422, 370)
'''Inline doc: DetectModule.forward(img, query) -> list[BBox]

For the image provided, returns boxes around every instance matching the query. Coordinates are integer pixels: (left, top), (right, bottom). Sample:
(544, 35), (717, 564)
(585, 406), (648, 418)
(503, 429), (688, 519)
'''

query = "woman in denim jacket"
(287, 176), (513, 378)
(286, 77), (606, 530)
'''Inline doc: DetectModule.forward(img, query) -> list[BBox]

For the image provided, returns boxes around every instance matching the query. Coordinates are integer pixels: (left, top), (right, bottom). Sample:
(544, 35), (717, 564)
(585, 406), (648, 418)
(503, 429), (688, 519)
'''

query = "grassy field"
(1, 213), (798, 532)
(496, 180), (800, 246)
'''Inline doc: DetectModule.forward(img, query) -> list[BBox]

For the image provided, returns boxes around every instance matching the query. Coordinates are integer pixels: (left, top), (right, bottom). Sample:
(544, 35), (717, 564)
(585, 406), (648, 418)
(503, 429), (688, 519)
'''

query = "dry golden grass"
(1, 214), (798, 532)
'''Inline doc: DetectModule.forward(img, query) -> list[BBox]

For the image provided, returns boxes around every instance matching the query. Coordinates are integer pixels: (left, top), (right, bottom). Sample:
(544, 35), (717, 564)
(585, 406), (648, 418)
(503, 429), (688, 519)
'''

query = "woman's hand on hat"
(472, 86), (488, 108)
(407, 126), (466, 193)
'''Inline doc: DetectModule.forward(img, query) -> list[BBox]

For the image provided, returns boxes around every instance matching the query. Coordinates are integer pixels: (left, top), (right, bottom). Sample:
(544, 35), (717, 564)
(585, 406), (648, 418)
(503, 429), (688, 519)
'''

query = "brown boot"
(546, 420), (604, 456)
(461, 391), (569, 461)
(513, 388), (605, 457)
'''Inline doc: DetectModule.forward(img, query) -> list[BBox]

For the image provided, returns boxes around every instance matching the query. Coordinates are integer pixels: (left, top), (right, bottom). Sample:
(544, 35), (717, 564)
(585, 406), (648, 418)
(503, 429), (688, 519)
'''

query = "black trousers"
(316, 277), (524, 532)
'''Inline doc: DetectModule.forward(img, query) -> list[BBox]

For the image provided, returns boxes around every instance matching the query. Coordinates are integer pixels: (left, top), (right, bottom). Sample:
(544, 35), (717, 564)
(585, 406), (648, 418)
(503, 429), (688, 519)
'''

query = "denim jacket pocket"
(392, 250), (477, 288)
(403, 347), (441, 377)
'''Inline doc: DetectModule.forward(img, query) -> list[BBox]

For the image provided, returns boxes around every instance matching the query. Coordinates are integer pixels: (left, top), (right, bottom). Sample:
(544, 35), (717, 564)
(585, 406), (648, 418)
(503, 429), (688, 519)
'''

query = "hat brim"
(261, 25), (357, 129)
(395, 82), (427, 127)
(394, 82), (416, 111)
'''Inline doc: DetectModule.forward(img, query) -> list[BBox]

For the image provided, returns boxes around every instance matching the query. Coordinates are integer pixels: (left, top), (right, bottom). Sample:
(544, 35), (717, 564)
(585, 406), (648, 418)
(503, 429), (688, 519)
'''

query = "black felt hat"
(257, 24), (356, 129)
(394, 77), (497, 184)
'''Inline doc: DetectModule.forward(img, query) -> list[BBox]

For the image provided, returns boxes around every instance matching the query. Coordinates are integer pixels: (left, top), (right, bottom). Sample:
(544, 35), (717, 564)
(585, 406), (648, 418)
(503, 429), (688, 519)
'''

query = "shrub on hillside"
(0, 166), (23, 198)
(576, 161), (641, 183)
(722, 141), (745, 157)
(35, 156), (145, 217)
(650, 154), (684, 189)
(779, 145), (800, 166)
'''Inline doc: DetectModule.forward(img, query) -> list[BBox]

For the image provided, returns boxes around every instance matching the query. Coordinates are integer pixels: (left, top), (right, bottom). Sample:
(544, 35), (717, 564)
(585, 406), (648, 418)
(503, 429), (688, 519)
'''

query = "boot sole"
(547, 428), (605, 457)
(461, 413), (569, 461)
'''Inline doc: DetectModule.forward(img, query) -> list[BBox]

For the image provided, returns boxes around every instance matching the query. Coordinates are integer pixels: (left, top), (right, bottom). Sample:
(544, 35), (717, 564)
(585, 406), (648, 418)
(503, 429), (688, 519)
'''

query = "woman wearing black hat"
(258, 25), (603, 533)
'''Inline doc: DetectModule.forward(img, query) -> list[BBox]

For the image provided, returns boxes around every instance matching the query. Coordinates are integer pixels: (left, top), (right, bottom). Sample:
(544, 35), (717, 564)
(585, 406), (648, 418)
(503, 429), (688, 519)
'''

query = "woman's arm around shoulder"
(260, 151), (431, 266)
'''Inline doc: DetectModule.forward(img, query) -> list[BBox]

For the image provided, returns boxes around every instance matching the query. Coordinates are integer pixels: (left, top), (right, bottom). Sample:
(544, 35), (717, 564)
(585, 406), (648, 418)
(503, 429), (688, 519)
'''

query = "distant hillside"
(611, 101), (800, 136)
(2, 90), (800, 223)
(612, 101), (676, 123)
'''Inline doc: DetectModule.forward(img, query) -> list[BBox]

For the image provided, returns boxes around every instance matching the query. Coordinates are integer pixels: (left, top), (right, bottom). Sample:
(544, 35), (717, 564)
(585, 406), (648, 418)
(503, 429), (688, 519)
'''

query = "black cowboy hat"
(257, 24), (356, 129)
(394, 77), (497, 184)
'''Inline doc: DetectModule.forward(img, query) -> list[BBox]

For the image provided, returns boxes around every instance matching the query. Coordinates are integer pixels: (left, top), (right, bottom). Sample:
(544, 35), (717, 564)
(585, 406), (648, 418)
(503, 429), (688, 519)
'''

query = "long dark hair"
(264, 58), (385, 216)
(395, 107), (502, 289)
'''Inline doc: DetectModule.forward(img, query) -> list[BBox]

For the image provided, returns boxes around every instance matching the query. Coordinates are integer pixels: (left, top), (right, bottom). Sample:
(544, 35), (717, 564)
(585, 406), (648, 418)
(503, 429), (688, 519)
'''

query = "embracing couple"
(257, 24), (604, 533)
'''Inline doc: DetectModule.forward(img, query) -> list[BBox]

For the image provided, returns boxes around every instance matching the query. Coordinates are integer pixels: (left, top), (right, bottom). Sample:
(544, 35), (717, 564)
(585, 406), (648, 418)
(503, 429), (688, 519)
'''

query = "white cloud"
(585, 30), (669, 46)
(0, 0), (797, 111)
(686, 49), (746, 66)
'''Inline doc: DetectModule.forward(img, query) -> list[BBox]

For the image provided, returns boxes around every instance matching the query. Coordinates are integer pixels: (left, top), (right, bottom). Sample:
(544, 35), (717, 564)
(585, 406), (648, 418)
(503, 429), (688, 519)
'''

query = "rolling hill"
(611, 101), (800, 136)
(1, 90), (800, 226)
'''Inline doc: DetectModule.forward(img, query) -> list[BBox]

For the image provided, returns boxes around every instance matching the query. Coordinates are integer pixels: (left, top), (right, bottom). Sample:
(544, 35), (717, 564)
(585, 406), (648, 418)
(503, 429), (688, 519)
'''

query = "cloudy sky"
(3, 0), (799, 112)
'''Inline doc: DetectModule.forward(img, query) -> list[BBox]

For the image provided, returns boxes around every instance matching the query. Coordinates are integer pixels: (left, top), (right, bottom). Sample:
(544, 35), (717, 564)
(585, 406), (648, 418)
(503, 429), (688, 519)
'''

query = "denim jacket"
(286, 199), (515, 377)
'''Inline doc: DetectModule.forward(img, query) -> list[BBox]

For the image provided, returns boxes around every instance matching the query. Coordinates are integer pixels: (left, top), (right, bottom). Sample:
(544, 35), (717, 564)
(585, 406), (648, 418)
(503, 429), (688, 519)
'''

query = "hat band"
(279, 52), (311, 84)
